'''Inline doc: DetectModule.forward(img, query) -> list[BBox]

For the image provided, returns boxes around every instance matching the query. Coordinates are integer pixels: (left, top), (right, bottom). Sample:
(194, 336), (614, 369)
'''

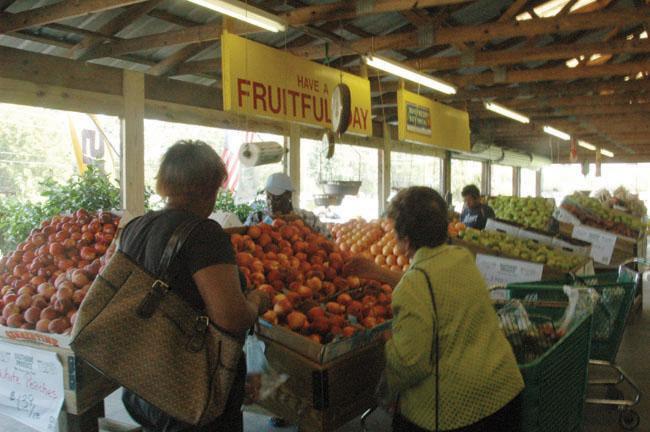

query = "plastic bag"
(243, 334), (288, 404)
(559, 285), (599, 335)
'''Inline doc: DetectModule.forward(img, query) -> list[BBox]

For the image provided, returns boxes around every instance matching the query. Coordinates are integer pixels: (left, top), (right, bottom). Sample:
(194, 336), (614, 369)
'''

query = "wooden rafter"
(403, 38), (650, 72)
(0, 0), (149, 33)
(148, 42), (214, 76)
(279, 0), (472, 26)
(0, 0), (14, 12)
(291, 7), (650, 59)
(449, 60), (650, 86)
(68, 0), (163, 59)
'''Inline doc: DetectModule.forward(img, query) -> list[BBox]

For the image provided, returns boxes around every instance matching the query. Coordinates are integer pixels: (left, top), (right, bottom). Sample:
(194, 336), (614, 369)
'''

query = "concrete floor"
(2, 273), (649, 432)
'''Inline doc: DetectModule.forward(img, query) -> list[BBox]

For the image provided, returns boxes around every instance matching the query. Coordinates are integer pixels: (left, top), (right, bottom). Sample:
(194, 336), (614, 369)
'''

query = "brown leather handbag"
(70, 218), (244, 425)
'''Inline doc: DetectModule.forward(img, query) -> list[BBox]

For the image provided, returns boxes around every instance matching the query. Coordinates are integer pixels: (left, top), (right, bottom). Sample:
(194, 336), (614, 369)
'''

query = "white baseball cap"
(265, 173), (294, 196)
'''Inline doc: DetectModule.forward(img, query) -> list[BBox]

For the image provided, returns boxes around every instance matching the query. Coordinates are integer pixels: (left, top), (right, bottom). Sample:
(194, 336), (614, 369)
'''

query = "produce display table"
(257, 335), (385, 432)
(0, 329), (118, 432)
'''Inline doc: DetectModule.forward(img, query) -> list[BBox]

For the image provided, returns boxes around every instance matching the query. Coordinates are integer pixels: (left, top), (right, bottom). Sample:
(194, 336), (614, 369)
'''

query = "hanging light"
(543, 126), (571, 141)
(577, 140), (597, 151)
(484, 102), (530, 124)
(600, 148), (615, 158)
(186, 0), (286, 32)
(364, 55), (457, 95)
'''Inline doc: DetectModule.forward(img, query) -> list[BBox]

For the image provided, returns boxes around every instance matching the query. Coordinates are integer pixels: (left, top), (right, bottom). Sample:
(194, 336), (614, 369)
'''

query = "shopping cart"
(360, 295), (593, 432)
(507, 258), (646, 430)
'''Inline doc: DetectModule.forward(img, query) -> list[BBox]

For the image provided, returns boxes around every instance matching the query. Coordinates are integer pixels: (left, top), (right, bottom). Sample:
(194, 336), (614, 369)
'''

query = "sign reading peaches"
(221, 33), (372, 136)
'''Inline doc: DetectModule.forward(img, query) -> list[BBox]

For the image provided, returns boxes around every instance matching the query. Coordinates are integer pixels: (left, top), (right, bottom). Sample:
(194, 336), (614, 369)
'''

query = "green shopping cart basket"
(505, 259), (645, 430)
(495, 296), (593, 432)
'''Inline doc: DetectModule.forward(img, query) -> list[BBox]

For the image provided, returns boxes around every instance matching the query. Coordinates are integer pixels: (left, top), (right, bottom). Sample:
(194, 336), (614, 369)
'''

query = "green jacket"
(385, 244), (524, 431)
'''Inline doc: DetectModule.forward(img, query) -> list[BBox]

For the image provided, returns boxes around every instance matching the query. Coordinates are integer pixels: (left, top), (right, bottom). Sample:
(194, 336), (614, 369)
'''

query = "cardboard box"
(0, 331), (118, 416)
(257, 336), (385, 432)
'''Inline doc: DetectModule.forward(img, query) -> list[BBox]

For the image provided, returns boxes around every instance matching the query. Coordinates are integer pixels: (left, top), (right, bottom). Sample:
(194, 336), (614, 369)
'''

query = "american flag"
(221, 145), (241, 192)
(220, 131), (251, 192)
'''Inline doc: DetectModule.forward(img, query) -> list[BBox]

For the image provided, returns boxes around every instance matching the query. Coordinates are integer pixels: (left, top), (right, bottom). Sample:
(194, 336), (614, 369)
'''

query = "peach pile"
(330, 218), (410, 273)
(0, 210), (119, 334)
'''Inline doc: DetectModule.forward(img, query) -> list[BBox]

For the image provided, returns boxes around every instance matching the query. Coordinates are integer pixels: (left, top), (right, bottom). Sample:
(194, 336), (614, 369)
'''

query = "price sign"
(571, 225), (617, 265)
(485, 219), (521, 238)
(553, 207), (581, 226)
(0, 341), (64, 432)
(476, 254), (544, 286)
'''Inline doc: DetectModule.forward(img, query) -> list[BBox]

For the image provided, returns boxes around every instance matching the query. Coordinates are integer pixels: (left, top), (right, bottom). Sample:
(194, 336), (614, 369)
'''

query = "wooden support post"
(513, 167), (521, 197)
(288, 123), (301, 207)
(378, 122), (391, 216)
(535, 169), (543, 197)
(442, 152), (452, 202)
(121, 70), (145, 218)
(481, 161), (491, 197)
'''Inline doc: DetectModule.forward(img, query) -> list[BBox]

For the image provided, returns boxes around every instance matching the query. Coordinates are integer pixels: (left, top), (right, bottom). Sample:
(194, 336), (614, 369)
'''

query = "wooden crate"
(257, 336), (385, 432)
(0, 331), (118, 416)
(559, 222), (646, 269)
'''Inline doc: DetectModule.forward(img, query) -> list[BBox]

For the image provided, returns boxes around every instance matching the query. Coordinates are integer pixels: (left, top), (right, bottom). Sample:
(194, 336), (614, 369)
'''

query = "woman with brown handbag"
(118, 140), (270, 432)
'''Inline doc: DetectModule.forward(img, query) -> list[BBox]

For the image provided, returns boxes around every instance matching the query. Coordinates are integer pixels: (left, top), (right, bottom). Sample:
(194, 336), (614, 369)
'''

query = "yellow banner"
(397, 89), (470, 151)
(222, 33), (372, 136)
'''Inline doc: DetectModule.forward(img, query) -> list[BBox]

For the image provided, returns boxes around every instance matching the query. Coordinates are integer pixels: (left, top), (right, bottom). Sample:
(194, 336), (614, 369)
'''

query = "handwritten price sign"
(0, 341), (64, 431)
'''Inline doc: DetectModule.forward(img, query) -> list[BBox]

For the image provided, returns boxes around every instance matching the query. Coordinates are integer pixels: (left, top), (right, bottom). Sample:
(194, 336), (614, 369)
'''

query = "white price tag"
(553, 207), (581, 225)
(0, 341), (64, 432)
(476, 254), (544, 286)
(571, 225), (617, 265)
(484, 219), (521, 237)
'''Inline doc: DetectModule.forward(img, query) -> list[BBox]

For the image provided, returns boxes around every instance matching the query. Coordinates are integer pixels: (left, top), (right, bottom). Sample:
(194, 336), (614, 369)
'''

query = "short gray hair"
(156, 140), (227, 201)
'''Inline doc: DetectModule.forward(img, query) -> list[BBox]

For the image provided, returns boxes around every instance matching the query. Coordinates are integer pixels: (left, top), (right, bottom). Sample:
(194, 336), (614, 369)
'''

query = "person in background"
(345, 187), (523, 432)
(120, 140), (270, 432)
(245, 172), (332, 239)
(460, 184), (495, 230)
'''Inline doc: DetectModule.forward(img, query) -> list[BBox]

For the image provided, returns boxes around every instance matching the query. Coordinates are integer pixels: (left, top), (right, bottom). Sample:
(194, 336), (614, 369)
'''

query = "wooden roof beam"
(0, 0), (149, 33)
(84, 20), (257, 60)
(405, 38), (650, 72)
(291, 7), (650, 59)
(280, 0), (472, 26)
(450, 60), (650, 87)
(68, 0), (163, 59)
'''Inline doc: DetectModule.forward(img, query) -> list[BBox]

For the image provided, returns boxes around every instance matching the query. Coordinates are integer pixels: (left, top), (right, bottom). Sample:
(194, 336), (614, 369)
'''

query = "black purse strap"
(411, 266), (440, 432)
(158, 217), (204, 283)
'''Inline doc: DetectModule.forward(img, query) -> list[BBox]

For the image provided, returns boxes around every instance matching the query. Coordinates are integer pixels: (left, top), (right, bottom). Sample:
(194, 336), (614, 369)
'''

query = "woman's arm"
(385, 272), (435, 392)
(344, 256), (403, 286)
(193, 264), (268, 334)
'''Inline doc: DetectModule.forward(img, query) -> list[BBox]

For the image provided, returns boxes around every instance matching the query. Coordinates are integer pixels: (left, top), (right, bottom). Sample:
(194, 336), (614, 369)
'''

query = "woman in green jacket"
(347, 187), (524, 432)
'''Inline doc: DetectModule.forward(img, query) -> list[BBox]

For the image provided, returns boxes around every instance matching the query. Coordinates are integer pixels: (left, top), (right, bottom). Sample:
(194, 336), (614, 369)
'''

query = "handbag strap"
(158, 217), (204, 283)
(410, 266), (440, 432)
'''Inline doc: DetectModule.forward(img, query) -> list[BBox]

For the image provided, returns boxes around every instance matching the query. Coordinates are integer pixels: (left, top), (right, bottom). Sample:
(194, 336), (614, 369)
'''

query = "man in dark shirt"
(460, 184), (495, 230)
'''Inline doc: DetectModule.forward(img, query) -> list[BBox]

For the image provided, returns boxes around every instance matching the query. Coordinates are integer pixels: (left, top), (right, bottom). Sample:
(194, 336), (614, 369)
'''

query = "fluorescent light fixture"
(641, 31), (648, 39)
(566, 58), (580, 68)
(484, 101), (530, 124)
(578, 140), (596, 151)
(600, 148), (614, 158)
(543, 126), (571, 141)
(364, 55), (457, 95)
(186, 0), (286, 32)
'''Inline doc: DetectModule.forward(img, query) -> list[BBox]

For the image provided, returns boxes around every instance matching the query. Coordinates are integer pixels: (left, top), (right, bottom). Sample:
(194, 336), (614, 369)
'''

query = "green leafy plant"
(0, 167), (151, 254)
(214, 190), (266, 223)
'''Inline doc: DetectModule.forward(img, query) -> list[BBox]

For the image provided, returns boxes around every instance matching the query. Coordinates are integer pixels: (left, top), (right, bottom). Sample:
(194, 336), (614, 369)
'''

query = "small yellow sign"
(397, 89), (470, 151)
(222, 33), (372, 136)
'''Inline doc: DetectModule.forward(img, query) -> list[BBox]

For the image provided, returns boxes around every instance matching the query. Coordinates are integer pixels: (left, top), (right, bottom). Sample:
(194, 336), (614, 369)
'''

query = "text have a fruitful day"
(236, 75), (370, 131)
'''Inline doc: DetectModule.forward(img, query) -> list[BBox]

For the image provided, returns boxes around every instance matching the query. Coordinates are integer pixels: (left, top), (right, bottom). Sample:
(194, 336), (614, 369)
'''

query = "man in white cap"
(245, 172), (331, 239)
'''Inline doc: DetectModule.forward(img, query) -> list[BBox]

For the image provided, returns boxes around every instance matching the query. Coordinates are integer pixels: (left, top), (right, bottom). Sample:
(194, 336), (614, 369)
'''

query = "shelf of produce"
(257, 335), (385, 432)
(558, 222), (646, 269)
(0, 331), (118, 431)
(451, 238), (593, 281)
